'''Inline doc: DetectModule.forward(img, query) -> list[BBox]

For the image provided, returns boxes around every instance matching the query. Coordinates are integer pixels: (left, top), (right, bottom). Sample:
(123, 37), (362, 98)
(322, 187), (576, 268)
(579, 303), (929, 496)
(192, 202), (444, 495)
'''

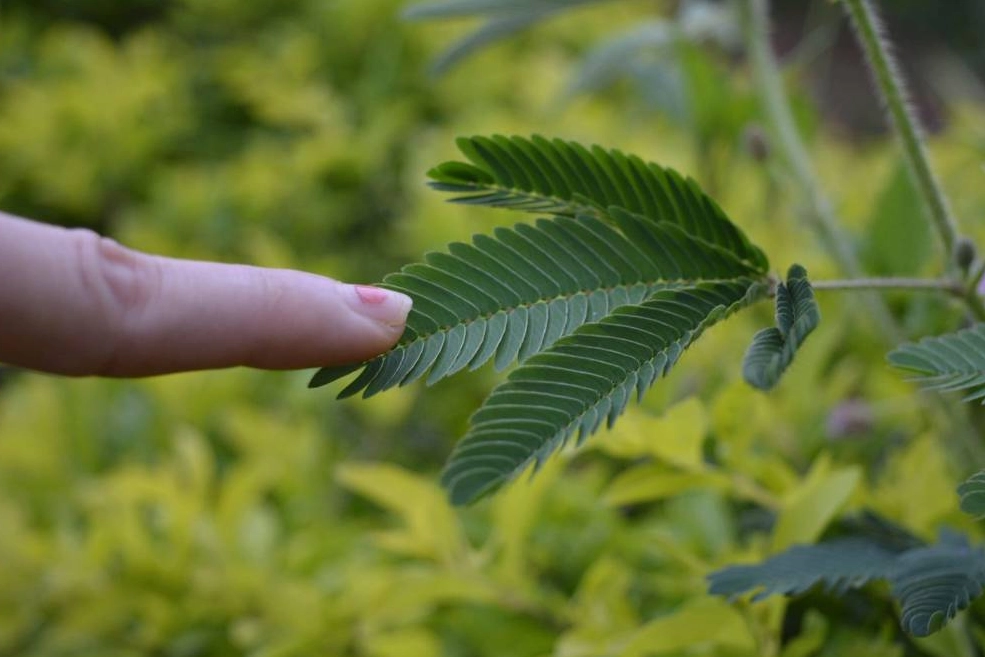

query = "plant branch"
(812, 277), (985, 321)
(811, 277), (963, 294)
(842, 0), (985, 466)
(741, 0), (898, 339)
(968, 260), (985, 296)
(839, 0), (960, 260)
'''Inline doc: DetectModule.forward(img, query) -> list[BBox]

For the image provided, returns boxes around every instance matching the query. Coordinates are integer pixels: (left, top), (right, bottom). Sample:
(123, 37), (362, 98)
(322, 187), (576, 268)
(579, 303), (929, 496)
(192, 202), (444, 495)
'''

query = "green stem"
(839, 0), (960, 259)
(961, 260), (985, 321)
(813, 277), (985, 321)
(742, 0), (898, 338)
(745, 1), (984, 472)
(812, 277), (963, 294)
(816, 276), (985, 466)
(967, 259), (985, 296)
(836, 1), (985, 473)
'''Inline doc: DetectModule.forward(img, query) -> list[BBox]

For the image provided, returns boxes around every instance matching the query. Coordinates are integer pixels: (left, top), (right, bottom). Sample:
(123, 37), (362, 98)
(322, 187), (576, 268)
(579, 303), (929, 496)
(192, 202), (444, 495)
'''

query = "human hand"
(0, 211), (412, 376)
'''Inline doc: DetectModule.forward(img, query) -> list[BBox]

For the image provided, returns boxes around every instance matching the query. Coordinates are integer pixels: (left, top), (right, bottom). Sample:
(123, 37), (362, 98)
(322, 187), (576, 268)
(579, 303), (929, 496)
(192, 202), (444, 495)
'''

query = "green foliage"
(958, 470), (985, 518)
(443, 278), (768, 504)
(0, 0), (438, 280)
(7, 0), (985, 654)
(708, 538), (899, 599)
(404, 0), (619, 73)
(425, 135), (768, 269)
(709, 532), (985, 637)
(561, 4), (741, 125)
(312, 135), (769, 396)
(562, 21), (679, 104)
(318, 135), (775, 505)
(311, 210), (760, 395)
(709, 447), (985, 639)
(742, 264), (821, 391)
(888, 323), (985, 403)
(891, 535), (985, 636)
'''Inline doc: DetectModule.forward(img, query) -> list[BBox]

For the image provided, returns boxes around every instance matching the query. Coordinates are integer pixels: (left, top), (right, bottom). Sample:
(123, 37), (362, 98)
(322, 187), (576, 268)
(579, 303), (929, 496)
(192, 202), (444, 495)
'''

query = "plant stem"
(811, 277), (985, 322)
(839, 0), (959, 258)
(744, 1), (985, 471)
(836, 1), (985, 470)
(812, 277), (962, 294)
(741, 0), (898, 338)
(813, 277), (985, 321)
(970, 260), (985, 289)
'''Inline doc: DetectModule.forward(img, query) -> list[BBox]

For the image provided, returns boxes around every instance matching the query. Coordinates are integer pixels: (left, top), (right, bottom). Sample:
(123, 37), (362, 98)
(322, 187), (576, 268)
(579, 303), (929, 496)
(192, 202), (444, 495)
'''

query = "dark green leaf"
(887, 323), (985, 403)
(742, 264), (820, 391)
(312, 212), (763, 396)
(958, 470), (985, 519)
(708, 538), (898, 600)
(890, 534), (985, 636)
(709, 531), (985, 638)
(426, 135), (768, 271)
(441, 279), (769, 505)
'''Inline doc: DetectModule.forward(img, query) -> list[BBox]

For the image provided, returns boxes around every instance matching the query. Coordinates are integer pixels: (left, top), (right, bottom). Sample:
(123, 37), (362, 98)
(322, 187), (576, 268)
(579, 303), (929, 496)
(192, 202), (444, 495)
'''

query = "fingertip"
(347, 285), (413, 328)
(243, 274), (411, 369)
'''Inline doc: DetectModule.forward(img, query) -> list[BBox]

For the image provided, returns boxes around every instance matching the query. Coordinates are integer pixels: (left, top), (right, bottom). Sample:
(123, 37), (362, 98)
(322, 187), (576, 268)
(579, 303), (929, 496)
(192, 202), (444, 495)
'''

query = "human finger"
(0, 212), (411, 376)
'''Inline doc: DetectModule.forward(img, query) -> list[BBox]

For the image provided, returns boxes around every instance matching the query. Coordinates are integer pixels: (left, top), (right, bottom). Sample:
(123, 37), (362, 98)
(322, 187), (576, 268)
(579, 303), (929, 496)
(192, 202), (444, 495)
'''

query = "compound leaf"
(426, 12), (549, 76)
(890, 534), (985, 636)
(742, 264), (820, 391)
(312, 211), (763, 396)
(708, 538), (898, 601)
(427, 135), (768, 271)
(441, 278), (769, 505)
(562, 21), (677, 101)
(888, 323), (985, 403)
(404, 0), (611, 19)
(405, 0), (624, 73)
(710, 532), (985, 638)
(958, 470), (985, 519)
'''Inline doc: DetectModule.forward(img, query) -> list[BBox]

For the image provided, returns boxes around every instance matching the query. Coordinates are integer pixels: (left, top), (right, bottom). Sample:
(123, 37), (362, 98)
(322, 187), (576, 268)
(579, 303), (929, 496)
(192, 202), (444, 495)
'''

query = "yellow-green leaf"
(604, 465), (731, 507)
(622, 597), (756, 656)
(336, 462), (466, 564)
(772, 456), (861, 550)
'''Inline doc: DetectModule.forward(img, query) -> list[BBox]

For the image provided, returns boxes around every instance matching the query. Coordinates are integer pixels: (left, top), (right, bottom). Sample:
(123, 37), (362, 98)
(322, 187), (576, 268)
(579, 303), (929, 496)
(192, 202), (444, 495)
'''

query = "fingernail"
(350, 285), (412, 327)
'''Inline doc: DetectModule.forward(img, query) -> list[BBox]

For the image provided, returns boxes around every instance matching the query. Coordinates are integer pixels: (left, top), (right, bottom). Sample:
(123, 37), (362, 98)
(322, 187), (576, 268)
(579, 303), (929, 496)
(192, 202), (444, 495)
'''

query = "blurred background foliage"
(2, 0), (985, 655)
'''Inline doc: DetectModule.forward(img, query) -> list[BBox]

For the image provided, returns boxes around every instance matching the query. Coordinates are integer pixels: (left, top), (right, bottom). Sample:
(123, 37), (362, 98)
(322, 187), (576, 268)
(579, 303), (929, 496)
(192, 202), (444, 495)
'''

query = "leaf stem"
(967, 259), (985, 296)
(812, 277), (985, 322)
(811, 277), (963, 294)
(838, 0), (960, 259)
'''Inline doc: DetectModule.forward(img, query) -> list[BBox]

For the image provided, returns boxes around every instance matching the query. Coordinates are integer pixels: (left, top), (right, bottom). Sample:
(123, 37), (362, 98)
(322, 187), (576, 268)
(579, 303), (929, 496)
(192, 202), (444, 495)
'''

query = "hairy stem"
(812, 277), (963, 294)
(741, 0), (898, 338)
(967, 259), (985, 302)
(836, 3), (985, 468)
(812, 277), (985, 321)
(839, 0), (960, 259)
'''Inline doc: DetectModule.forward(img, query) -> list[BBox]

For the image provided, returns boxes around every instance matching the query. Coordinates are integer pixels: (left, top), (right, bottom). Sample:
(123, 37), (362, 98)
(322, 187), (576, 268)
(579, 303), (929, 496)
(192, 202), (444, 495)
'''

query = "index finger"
(0, 212), (411, 376)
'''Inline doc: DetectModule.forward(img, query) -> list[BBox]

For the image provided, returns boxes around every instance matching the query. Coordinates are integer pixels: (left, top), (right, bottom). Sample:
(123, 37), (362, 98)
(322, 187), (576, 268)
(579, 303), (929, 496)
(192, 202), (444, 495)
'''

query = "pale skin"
(0, 211), (412, 377)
